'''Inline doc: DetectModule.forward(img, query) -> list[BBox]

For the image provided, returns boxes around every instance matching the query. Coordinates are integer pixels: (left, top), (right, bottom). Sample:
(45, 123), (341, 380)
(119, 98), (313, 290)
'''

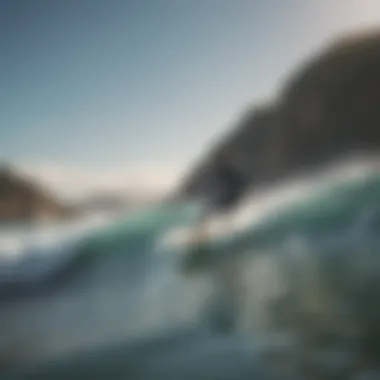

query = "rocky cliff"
(179, 29), (380, 200)
(0, 165), (71, 223)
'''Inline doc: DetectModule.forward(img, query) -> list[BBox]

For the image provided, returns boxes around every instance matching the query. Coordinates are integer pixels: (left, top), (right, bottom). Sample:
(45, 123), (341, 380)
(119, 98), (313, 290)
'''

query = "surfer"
(207, 150), (249, 213)
(182, 149), (250, 332)
(185, 149), (249, 268)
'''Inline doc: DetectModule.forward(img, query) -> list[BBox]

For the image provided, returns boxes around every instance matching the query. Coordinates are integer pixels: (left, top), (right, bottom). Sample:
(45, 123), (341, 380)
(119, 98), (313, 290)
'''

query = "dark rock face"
(277, 31), (380, 176)
(180, 29), (380, 201)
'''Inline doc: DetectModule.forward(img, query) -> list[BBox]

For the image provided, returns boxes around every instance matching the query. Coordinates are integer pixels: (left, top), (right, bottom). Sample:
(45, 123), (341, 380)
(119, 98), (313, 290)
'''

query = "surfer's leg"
(181, 202), (215, 273)
(191, 208), (211, 244)
(220, 208), (234, 237)
(190, 197), (218, 244)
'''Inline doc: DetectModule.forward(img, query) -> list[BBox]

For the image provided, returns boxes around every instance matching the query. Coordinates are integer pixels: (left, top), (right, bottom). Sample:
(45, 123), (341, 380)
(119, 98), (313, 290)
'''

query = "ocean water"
(0, 202), (215, 373)
(3, 164), (380, 379)
(0, 213), (114, 279)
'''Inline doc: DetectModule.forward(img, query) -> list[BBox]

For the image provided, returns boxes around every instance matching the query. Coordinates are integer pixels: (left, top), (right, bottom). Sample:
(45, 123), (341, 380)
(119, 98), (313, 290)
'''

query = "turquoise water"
(4, 172), (380, 379)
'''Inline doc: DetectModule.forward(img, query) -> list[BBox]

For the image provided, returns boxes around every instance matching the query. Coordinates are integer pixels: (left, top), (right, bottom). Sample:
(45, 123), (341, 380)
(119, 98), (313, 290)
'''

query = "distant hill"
(76, 192), (131, 214)
(0, 165), (73, 223)
(75, 191), (159, 215)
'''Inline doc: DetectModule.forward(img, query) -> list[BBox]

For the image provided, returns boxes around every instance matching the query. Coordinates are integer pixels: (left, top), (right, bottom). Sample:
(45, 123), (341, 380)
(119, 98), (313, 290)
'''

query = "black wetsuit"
(211, 161), (248, 211)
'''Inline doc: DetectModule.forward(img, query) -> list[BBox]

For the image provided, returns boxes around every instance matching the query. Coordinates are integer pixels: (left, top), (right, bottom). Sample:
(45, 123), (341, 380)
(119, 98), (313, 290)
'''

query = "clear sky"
(1, 0), (380, 196)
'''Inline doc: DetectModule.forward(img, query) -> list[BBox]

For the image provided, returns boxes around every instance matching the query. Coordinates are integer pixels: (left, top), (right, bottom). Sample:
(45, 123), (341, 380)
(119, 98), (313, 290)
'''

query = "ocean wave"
(3, 171), (380, 377)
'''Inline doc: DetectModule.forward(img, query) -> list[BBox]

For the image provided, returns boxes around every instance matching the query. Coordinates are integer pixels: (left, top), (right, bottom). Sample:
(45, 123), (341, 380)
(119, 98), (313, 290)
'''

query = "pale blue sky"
(1, 0), (380, 194)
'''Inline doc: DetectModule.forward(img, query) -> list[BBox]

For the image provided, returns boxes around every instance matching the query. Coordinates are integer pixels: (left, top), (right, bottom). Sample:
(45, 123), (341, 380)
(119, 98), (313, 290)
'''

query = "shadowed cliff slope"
(180, 29), (380, 200)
